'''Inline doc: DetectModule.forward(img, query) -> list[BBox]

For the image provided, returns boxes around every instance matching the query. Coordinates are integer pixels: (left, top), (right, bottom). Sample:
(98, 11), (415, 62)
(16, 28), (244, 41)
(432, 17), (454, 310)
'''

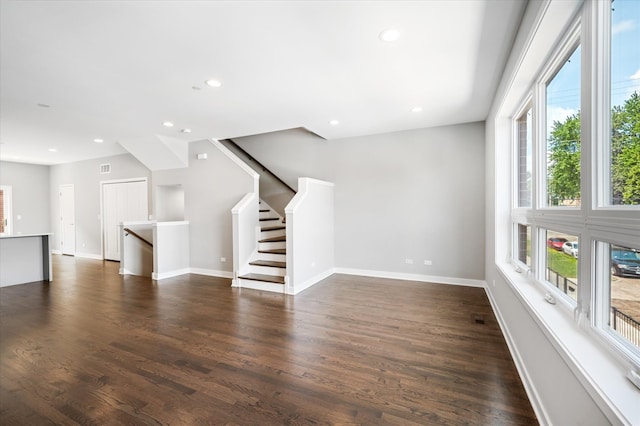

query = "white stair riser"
(249, 265), (286, 276)
(259, 220), (281, 227)
(260, 211), (282, 220)
(259, 241), (286, 250)
(260, 229), (285, 239)
(257, 252), (286, 262)
(237, 279), (285, 293)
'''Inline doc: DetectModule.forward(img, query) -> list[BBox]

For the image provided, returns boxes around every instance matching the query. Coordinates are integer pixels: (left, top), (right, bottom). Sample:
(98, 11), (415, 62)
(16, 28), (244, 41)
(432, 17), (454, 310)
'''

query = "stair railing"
(220, 139), (295, 217)
(123, 227), (153, 247)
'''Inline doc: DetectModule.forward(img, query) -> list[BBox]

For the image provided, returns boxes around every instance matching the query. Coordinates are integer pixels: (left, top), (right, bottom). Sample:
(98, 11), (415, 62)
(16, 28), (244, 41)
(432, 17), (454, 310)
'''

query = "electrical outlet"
(424, 260), (432, 266)
(405, 259), (413, 265)
(220, 257), (226, 263)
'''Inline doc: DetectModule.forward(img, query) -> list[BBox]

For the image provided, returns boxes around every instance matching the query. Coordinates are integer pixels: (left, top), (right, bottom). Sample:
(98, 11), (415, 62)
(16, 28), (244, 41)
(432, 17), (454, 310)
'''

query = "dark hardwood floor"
(0, 255), (537, 425)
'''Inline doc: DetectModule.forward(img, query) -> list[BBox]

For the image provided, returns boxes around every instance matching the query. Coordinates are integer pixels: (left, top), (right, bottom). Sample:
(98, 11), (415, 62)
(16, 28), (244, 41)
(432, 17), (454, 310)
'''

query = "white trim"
(75, 252), (103, 260)
(153, 220), (189, 227)
(189, 268), (233, 279)
(300, 177), (335, 187)
(334, 268), (486, 288)
(288, 268), (334, 295)
(484, 282), (552, 425)
(52, 249), (62, 255)
(496, 263), (638, 425)
(152, 268), (191, 280)
(234, 279), (285, 294)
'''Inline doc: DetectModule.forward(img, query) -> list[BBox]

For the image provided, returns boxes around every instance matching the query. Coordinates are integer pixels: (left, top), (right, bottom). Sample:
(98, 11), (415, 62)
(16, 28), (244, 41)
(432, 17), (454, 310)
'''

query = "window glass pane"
(517, 224), (531, 267)
(517, 109), (532, 207)
(544, 230), (579, 301)
(546, 46), (581, 207)
(610, 0), (640, 206)
(610, 244), (640, 348)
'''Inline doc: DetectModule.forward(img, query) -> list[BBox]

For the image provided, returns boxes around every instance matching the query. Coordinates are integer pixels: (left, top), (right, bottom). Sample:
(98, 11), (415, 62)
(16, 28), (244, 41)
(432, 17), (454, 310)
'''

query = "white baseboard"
(189, 268), (233, 279)
(52, 249), (62, 255)
(152, 268), (191, 280)
(334, 267), (486, 288)
(75, 252), (103, 260)
(484, 286), (550, 425)
(235, 278), (285, 294)
(289, 268), (334, 295)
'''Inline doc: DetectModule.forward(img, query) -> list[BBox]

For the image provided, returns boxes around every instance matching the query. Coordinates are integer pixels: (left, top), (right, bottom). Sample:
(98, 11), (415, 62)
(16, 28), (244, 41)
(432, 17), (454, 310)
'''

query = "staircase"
(236, 203), (287, 292)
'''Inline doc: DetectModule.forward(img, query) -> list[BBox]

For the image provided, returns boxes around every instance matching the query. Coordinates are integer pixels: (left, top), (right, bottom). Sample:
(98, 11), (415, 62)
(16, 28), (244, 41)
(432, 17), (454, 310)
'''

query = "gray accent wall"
(0, 161), (51, 235)
(49, 153), (152, 257)
(233, 122), (485, 281)
(152, 140), (256, 274)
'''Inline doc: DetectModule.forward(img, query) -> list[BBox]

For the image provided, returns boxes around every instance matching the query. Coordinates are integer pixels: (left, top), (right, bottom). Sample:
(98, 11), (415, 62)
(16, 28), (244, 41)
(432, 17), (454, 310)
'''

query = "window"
(517, 224), (531, 267)
(510, 0), (640, 369)
(544, 230), (579, 302)
(546, 45), (581, 207)
(517, 108), (532, 207)
(609, 243), (640, 349)
(609, 0), (640, 206)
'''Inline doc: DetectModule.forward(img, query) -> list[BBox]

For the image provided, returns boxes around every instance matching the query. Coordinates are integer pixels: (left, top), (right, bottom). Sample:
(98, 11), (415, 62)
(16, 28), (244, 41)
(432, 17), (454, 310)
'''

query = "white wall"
(0, 161), (51, 234)
(152, 140), (256, 275)
(153, 221), (189, 279)
(234, 122), (485, 282)
(285, 178), (334, 294)
(49, 153), (152, 257)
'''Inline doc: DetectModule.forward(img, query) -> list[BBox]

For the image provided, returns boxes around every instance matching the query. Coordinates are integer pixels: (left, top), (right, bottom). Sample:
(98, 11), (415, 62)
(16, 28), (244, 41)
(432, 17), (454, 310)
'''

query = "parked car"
(611, 247), (640, 278)
(562, 241), (578, 258)
(547, 237), (568, 251)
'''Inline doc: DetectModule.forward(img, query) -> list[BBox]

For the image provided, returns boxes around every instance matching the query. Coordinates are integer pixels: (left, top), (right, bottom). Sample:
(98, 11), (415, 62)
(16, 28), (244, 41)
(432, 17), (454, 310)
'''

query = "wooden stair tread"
(259, 209), (270, 212)
(259, 236), (286, 243)
(238, 273), (285, 284)
(250, 260), (286, 268)
(261, 225), (285, 232)
(259, 249), (286, 255)
(259, 218), (279, 222)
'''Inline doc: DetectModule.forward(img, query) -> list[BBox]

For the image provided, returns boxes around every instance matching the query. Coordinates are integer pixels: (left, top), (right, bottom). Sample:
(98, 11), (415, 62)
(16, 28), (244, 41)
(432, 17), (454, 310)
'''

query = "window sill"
(496, 262), (640, 425)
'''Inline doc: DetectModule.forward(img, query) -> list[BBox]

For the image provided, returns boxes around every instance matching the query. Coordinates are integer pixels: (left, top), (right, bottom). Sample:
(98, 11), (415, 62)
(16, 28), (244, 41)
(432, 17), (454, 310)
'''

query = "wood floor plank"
(0, 255), (538, 425)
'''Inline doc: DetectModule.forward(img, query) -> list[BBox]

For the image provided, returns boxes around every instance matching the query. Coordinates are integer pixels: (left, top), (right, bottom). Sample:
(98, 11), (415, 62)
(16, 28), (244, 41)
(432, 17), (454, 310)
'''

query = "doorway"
(0, 186), (12, 235)
(101, 179), (148, 261)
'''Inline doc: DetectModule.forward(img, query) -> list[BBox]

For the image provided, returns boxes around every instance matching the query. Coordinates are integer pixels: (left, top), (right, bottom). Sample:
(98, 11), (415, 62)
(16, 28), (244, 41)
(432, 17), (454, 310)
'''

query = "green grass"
(547, 247), (578, 278)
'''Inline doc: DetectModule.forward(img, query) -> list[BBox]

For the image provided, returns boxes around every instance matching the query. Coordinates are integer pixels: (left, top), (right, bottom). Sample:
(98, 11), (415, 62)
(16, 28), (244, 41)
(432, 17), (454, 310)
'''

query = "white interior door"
(103, 180), (148, 261)
(60, 185), (75, 255)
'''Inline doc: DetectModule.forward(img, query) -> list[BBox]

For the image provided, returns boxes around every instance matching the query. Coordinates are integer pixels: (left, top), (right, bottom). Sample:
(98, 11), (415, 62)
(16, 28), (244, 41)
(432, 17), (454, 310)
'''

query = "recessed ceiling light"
(93, 138), (104, 143)
(181, 128), (191, 133)
(48, 148), (58, 152)
(411, 107), (423, 113)
(163, 121), (174, 127)
(205, 79), (222, 88)
(379, 29), (400, 42)
(329, 120), (340, 126)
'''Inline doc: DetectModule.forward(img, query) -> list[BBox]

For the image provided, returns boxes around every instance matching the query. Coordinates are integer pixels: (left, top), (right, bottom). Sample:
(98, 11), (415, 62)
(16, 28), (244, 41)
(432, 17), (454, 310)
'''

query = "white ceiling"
(0, 0), (525, 166)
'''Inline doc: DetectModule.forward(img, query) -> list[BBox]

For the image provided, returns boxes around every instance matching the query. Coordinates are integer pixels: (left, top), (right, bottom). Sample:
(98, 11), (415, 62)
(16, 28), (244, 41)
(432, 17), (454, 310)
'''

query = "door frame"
(100, 177), (149, 260)
(59, 184), (75, 255)
(0, 185), (13, 236)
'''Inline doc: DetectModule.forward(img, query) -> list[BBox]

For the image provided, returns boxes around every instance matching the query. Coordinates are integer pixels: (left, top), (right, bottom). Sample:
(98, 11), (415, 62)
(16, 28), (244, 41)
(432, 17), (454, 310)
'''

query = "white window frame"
(510, 0), (640, 371)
